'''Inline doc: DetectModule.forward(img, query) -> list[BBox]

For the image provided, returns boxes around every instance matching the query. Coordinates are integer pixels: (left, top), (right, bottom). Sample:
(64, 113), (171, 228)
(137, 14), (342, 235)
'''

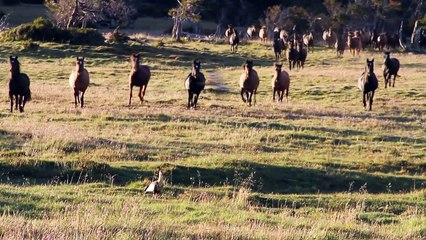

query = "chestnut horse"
(69, 57), (90, 108)
(239, 60), (259, 106)
(271, 63), (290, 102)
(8, 56), (31, 112)
(129, 53), (151, 106)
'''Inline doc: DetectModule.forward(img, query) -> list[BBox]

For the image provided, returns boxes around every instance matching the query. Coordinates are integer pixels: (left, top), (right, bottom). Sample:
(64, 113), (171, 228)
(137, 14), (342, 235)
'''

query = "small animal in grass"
(145, 170), (165, 197)
(185, 60), (206, 109)
(382, 51), (400, 88)
(8, 56), (31, 113)
(271, 63), (290, 103)
(358, 58), (378, 111)
(129, 53), (151, 106)
(69, 57), (90, 108)
(239, 60), (259, 106)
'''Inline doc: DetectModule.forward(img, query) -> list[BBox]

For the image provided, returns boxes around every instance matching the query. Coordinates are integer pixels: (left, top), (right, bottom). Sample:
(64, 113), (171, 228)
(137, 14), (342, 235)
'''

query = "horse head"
(366, 58), (374, 74)
(76, 57), (85, 72)
(192, 59), (201, 75)
(274, 63), (282, 72)
(9, 55), (20, 74)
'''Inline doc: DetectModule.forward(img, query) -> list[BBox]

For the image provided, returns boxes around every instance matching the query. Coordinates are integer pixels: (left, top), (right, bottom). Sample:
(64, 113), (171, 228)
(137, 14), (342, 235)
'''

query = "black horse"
(358, 59), (378, 111)
(8, 56), (31, 112)
(296, 41), (307, 69)
(273, 38), (284, 61)
(287, 40), (298, 71)
(185, 60), (206, 109)
(383, 52), (400, 88)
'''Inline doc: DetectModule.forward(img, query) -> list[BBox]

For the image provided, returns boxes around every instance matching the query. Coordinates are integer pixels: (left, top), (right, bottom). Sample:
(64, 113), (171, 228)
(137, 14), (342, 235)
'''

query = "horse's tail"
(26, 89), (31, 102)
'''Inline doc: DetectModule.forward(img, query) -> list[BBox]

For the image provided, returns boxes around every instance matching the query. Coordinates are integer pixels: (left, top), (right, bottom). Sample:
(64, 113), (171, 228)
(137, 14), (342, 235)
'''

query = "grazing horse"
(335, 33), (346, 57)
(273, 37), (284, 61)
(8, 56), (31, 113)
(239, 60), (259, 106)
(271, 63), (290, 102)
(246, 25), (257, 39)
(229, 29), (240, 53)
(259, 26), (267, 43)
(323, 28), (336, 47)
(69, 57), (90, 108)
(297, 41), (307, 69)
(185, 60), (206, 109)
(303, 32), (314, 53)
(129, 53), (151, 106)
(347, 32), (361, 56)
(287, 40), (298, 71)
(382, 52), (400, 88)
(358, 59), (378, 111)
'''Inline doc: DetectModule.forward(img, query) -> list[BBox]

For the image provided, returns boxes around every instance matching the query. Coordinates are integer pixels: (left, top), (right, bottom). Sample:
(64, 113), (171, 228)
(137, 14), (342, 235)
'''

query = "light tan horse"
(259, 26), (267, 43)
(239, 60), (259, 106)
(129, 53), (151, 106)
(271, 63), (290, 102)
(69, 57), (89, 108)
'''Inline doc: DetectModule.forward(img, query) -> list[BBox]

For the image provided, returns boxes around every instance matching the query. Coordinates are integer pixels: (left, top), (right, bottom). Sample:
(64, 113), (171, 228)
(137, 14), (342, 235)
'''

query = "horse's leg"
(80, 91), (85, 108)
(362, 92), (367, 110)
(253, 89), (257, 106)
(392, 74), (396, 87)
(18, 95), (24, 112)
(138, 86), (143, 104)
(383, 74), (387, 89)
(15, 94), (19, 110)
(248, 91), (252, 106)
(129, 85), (133, 106)
(74, 89), (78, 107)
(187, 90), (192, 109)
(9, 92), (13, 113)
(240, 89), (246, 103)
(273, 89), (276, 102)
(285, 88), (289, 103)
(369, 91), (375, 111)
(194, 93), (199, 110)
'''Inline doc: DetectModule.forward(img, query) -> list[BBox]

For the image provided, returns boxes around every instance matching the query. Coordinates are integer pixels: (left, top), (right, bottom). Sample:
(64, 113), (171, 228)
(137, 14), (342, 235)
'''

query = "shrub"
(0, 17), (105, 45)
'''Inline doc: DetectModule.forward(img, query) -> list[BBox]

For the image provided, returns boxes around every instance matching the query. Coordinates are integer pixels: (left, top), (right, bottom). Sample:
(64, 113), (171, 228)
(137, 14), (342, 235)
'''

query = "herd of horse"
(7, 26), (402, 113)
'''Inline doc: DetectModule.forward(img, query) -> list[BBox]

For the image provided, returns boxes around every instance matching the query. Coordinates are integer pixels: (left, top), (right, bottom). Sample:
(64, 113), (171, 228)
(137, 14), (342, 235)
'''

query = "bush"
(0, 17), (105, 45)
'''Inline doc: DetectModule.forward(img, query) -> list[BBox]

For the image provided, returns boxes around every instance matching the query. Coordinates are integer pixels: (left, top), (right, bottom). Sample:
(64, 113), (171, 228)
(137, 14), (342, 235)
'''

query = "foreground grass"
(0, 38), (425, 239)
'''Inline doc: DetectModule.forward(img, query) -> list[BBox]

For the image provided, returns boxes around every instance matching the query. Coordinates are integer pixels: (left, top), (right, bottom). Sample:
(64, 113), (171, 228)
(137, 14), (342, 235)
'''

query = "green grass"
(0, 38), (425, 239)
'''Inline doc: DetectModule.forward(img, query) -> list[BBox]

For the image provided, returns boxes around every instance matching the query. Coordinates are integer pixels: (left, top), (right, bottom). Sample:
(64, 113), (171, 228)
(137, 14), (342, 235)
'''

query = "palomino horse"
(69, 57), (89, 108)
(8, 56), (31, 112)
(383, 52), (400, 88)
(271, 63), (290, 102)
(239, 60), (259, 106)
(358, 59), (378, 111)
(185, 60), (206, 109)
(129, 53), (151, 106)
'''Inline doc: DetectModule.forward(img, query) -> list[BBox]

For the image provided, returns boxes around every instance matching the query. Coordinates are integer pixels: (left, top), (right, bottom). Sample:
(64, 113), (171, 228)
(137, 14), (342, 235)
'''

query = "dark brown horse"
(185, 60), (206, 109)
(383, 52), (400, 88)
(69, 57), (90, 108)
(8, 56), (31, 112)
(296, 41), (307, 69)
(271, 63), (290, 102)
(129, 53), (151, 106)
(287, 40), (298, 71)
(335, 33), (346, 57)
(347, 32), (361, 56)
(358, 59), (378, 111)
(239, 60), (259, 106)
(273, 37), (284, 61)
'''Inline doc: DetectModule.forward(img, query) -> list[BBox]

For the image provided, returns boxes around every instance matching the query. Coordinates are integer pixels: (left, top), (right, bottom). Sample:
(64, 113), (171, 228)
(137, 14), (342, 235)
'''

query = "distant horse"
(347, 32), (361, 56)
(376, 33), (387, 51)
(359, 29), (372, 49)
(185, 60), (206, 109)
(273, 37), (284, 61)
(271, 63), (290, 102)
(387, 33), (399, 49)
(8, 56), (31, 112)
(129, 53), (151, 106)
(69, 57), (90, 108)
(287, 40), (298, 71)
(229, 29), (240, 53)
(246, 25), (257, 39)
(383, 52), (400, 88)
(358, 59), (378, 111)
(419, 29), (426, 48)
(259, 26), (267, 43)
(303, 32), (314, 53)
(323, 28), (336, 47)
(239, 60), (259, 106)
(224, 25), (234, 38)
(335, 33), (346, 57)
(297, 41), (307, 69)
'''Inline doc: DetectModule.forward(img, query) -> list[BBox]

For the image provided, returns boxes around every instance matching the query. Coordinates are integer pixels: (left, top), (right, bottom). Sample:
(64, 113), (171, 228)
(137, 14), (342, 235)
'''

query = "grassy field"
(0, 36), (425, 239)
